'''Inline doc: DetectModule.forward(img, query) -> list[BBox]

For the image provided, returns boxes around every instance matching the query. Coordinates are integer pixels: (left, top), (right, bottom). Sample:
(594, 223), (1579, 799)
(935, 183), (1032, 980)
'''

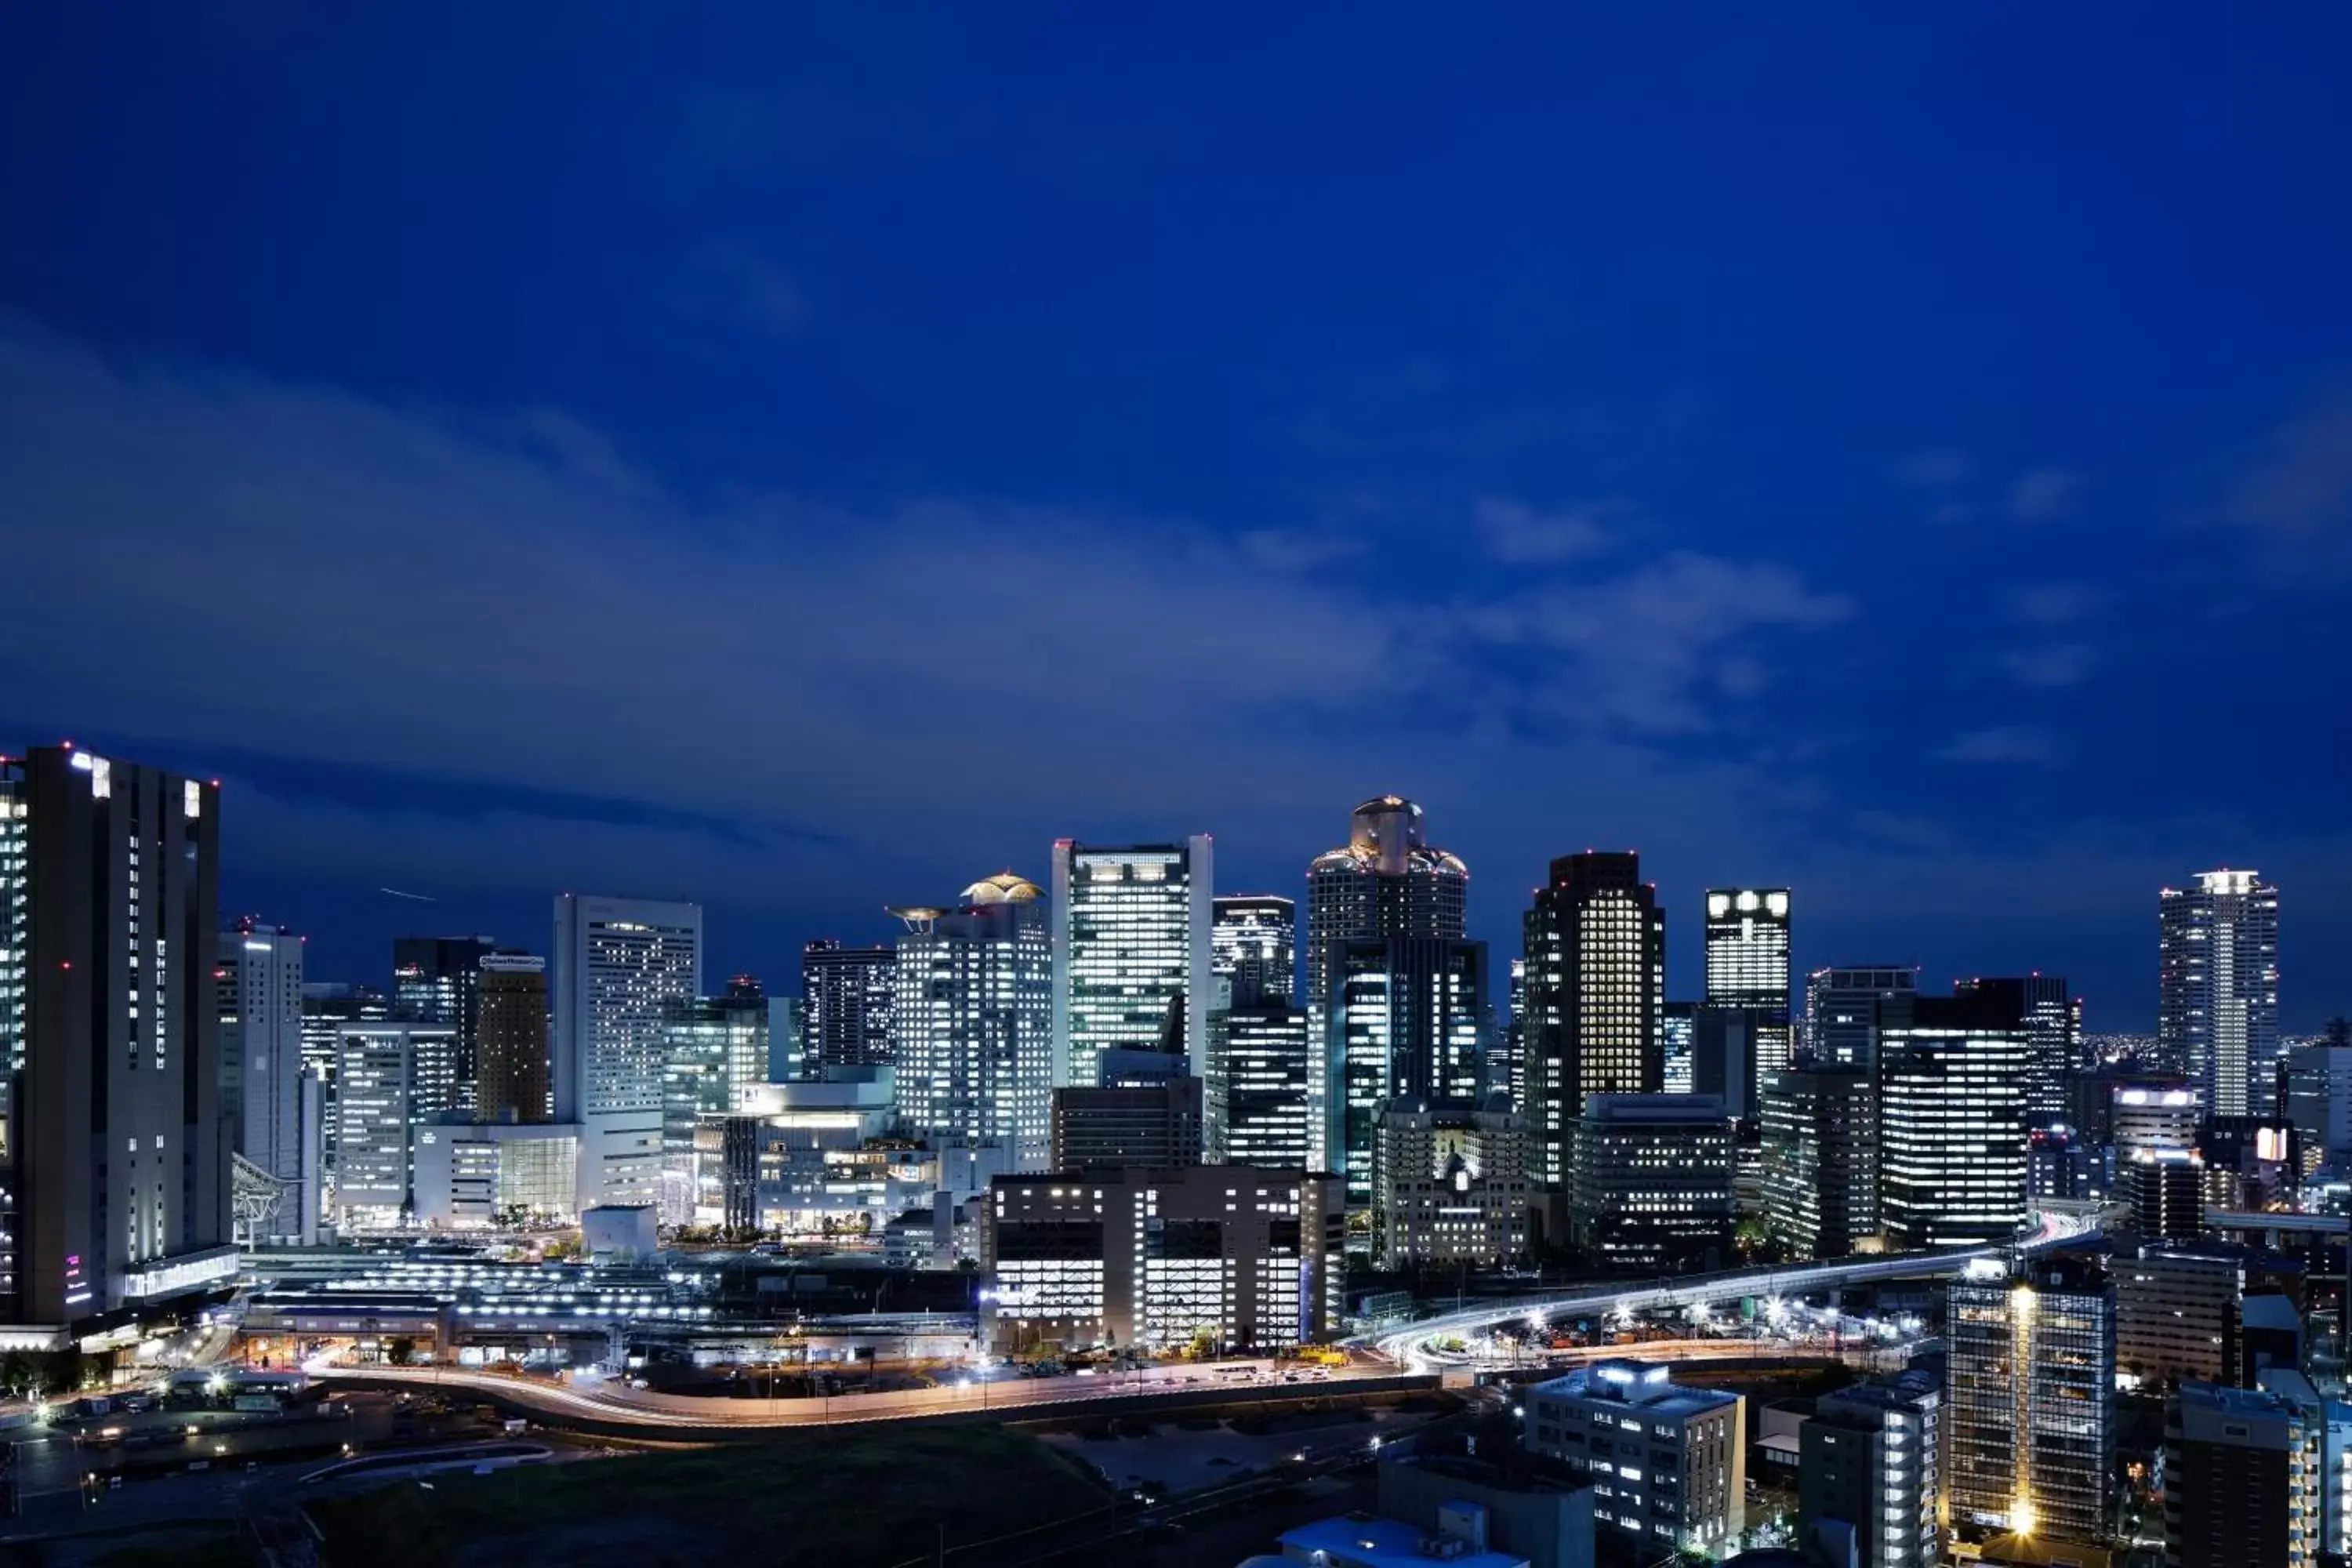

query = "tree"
(387, 1337), (417, 1367)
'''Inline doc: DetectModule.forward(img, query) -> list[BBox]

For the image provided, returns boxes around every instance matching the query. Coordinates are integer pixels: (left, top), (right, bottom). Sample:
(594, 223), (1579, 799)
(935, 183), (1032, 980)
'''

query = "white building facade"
(552, 894), (702, 1213)
(2160, 869), (2280, 1116)
(1052, 837), (1214, 1086)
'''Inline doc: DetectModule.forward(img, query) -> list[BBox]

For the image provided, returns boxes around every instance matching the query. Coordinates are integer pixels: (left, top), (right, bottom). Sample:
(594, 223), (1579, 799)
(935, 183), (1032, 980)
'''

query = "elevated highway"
(1367, 1209), (2097, 1369)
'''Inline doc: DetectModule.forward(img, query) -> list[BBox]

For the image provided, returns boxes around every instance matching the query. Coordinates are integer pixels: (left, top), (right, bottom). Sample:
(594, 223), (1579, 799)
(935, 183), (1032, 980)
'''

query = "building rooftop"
(2238, 1293), (2302, 1332)
(1278, 1514), (1529, 1568)
(1531, 1359), (1740, 1417)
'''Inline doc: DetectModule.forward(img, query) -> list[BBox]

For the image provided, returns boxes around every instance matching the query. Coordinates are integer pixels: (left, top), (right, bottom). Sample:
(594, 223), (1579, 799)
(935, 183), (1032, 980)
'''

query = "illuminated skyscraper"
(892, 873), (1054, 1181)
(1705, 887), (1791, 1081)
(1522, 851), (1664, 1191)
(1211, 895), (1295, 1007)
(2161, 869), (2281, 1116)
(1051, 837), (1213, 1087)
(1878, 989), (2031, 1250)
(1955, 975), (2080, 1131)
(1762, 1063), (1877, 1259)
(1947, 1255), (2116, 1550)
(552, 894), (703, 1210)
(0, 746), (236, 1325)
(1327, 935), (1487, 1210)
(392, 935), (495, 1115)
(1207, 1000), (1313, 1169)
(1802, 965), (1917, 1070)
(800, 939), (895, 1073)
(216, 920), (313, 1238)
(1661, 999), (1696, 1094)
(659, 977), (772, 1223)
(1302, 796), (1466, 1014)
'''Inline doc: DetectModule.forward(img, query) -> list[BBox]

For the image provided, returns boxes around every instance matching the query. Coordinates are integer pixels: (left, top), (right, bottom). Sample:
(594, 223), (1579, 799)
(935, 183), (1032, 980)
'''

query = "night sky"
(5, 9), (2348, 1027)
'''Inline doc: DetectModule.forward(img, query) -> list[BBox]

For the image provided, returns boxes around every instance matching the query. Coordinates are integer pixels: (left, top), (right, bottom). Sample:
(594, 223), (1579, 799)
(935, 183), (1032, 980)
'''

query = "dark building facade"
(799, 938), (895, 1073)
(391, 935), (495, 1115)
(1, 746), (234, 1330)
(1523, 852), (1664, 1192)
(475, 950), (550, 1123)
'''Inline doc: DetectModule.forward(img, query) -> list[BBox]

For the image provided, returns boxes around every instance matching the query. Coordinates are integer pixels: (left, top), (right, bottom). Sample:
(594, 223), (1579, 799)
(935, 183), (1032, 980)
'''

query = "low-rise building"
(1276, 1512), (1529, 1568)
(411, 1120), (583, 1228)
(984, 1165), (1343, 1354)
(1523, 1359), (1746, 1556)
(702, 1068), (933, 1240)
(1375, 1094), (1529, 1268)
(1374, 1439), (1595, 1568)
(1798, 1374), (1940, 1568)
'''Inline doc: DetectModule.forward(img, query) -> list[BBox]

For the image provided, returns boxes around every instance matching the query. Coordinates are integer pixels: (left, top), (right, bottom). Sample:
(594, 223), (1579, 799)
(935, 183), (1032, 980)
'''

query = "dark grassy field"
(307, 1423), (1112, 1568)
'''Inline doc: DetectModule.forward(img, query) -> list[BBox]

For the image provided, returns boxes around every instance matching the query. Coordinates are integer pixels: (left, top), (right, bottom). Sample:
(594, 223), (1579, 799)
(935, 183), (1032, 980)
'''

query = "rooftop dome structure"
(964, 871), (1043, 905)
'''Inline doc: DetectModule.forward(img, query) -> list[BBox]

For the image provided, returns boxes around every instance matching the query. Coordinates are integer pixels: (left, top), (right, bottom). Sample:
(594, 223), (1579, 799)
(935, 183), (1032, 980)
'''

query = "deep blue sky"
(5, 8), (2349, 1027)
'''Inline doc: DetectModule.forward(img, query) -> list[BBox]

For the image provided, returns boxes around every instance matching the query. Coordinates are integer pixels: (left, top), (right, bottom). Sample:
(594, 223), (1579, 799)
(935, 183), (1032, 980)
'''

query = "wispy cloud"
(1472, 495), (1624, 564)
(0, 321), (1859, 892)
(1932, 726), (2057, 764)
(1997, 643), (2096, 688)
(2215, 394), (2352, 578)
(681, 241), (808, 339)
(2003, 584), (2101, 624)
(2009, 468), (2082, 522)
(1889, 449), (1974, 489)
(1236, 529), (1363, 573)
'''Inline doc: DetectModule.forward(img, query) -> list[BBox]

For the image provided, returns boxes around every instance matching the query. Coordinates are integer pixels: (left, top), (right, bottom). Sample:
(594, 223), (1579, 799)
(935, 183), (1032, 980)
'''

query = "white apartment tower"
(553, 894), (703, 1212)
(2160, 869), (2280, 1117)
(1051, 837), (1213, 1087)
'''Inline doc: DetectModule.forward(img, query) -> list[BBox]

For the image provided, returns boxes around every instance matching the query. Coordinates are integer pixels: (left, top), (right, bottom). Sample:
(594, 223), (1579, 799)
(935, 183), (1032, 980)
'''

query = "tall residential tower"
(2160, 869), (2280, 1116)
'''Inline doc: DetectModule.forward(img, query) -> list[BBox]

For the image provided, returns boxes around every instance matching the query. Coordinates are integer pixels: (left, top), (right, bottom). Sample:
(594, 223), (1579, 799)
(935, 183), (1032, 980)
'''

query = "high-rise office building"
(298, 981), (387, 1172)
(330, 1022), (455, 1221)
(1878, 988), (2031, 1250)
(1374, 1096), (1529, 1267)
(658, 977), (771, 1223)
(1051, 1051), (1203, 1174)
(1955, 975), (2080, 1131)
(2165, 1380), (2326, 1568)
(2286, 1039), (2352, 1172)
(392, 935), (496, 1116)
(1501, 956), (1532, 1103)
(891, 874), (1054, 1185)
(216, 920), (313, 1240)
(1799, 1374), (1943, 1568)
(1207, 999), (1314, 1169)
(1051, 837), (1213, 1087)
(1705, 887), (1791, 1082)
(1762, 1064), (1877, 1259)
(1327, 935), (1488, 1210)
(2125, 1148), (2205, 1242)
(1211, 895), (1295, 1007)
(475, 951), (550, 1123)
(0, 746), (237, 1327)
(1302, 796), (1467, 1015)
(1661, 999), (1696, 1095)
(2161, 869), (2281, 1116)
(1946, 1255), (2116, 1549)
(1802, 966), (1917, 1070)
(799, 939), (895, 1073)
(552, 894), (703, 1211)
(1522, 852), (1664, 1192)
(1572, 1094), (1735, 1272)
